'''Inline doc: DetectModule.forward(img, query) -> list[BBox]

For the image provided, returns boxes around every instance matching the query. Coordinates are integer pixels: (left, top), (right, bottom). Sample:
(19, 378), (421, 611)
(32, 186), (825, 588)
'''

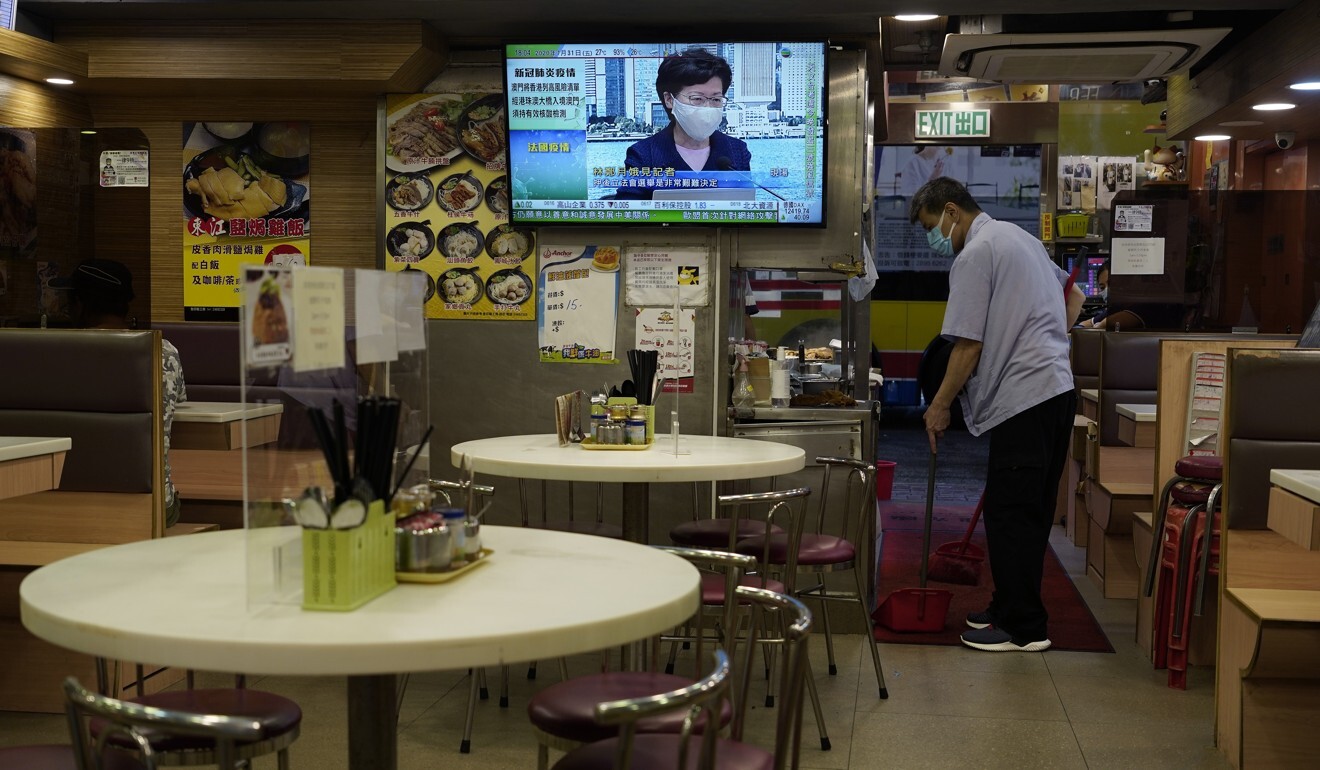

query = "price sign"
(537, 245), (620, 364)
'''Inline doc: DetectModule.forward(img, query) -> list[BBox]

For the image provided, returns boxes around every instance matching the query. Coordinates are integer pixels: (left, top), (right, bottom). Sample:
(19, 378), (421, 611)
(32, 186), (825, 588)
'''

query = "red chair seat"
(0, 745), (143, 770)
(735, 533), (856, 566)
(1174, 455), (1222, 481)
(1170, 481), (1214, 506)
(528, 673), (731, 744)
(92, 689), (301, 753)
(539, 520), (624, 539)
(699, 573), (785, 605)
(670, 518), (783, 550)
(554, 734), (772, 770)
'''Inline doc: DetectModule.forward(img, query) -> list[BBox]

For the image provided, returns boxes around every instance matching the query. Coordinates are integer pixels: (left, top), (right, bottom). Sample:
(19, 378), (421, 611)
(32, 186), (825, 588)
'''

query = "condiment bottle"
(439, 508), (467, 565)
(625, 413), (647, 445)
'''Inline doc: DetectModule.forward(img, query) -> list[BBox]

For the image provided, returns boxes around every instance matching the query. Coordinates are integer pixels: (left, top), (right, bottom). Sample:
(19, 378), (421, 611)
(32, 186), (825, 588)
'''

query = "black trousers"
(982, 390), (1075, 643)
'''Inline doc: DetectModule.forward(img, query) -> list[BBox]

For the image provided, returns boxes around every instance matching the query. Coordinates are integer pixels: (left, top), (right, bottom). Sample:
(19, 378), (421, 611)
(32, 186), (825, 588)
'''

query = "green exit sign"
(915, 109), (991, 138)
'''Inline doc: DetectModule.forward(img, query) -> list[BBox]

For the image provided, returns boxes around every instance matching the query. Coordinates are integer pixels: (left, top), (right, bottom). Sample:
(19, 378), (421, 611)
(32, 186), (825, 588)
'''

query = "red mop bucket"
(874, 449), (953, 632)
(874, 460), (896, 501)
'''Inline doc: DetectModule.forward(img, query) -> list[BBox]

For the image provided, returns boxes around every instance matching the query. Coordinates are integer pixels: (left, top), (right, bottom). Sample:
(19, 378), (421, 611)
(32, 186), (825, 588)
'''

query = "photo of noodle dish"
(386, 173), (434, 212)
(386, 222), (435, 261)
(437, 223), (484, 262)
(485, 224), (534, 263)
(436, 172), (483, 213)
(440, 268), (483, 305)
(458, 94), (507, 164)
(385, 94), (468, 173)
(486, 269), (531, 306)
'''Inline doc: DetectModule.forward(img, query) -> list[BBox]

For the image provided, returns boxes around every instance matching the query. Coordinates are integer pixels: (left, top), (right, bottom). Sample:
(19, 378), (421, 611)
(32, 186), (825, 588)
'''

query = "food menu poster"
(538, 245), (619, 364)
(243, 267), (294, 368)
(623, 245), (709, 308)
(634, 307), (695, 394)
(183, 121), (311, 321)
(0, 128), (37, 259)
(383, 92), (536, 322)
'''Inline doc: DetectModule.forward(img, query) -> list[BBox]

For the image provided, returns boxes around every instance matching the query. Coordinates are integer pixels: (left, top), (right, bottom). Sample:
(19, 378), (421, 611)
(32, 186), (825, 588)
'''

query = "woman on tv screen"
(616, 48), (751, 200)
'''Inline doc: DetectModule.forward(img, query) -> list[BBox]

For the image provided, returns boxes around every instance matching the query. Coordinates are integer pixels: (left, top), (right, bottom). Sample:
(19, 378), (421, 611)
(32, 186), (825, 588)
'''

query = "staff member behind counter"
(51, 259), (188, 526)
(1078, 259), (1186, 331)
(615, 48), (751, 200)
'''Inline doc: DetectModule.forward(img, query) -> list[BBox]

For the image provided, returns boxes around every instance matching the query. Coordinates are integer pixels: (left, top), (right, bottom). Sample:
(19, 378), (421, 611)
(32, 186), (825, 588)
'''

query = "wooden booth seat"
(0, 329), (197, 712)
(1216, 349), (1320, 769)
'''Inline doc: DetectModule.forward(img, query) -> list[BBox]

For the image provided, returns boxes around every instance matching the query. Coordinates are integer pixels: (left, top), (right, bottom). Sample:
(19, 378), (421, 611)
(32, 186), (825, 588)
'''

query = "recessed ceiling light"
(1195, 134), (1231, 141)
(1219, 120), (1263, 127)
(45, 77), (74, 86)
(1289, 81), (1320, 91)
(80, 130), (97, 135)
(894, 14), (939, 22)
(1252, 102), (1296, 111)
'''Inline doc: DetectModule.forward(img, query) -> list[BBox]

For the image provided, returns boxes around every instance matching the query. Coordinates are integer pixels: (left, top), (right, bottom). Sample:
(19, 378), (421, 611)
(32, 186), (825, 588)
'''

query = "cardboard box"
(1268, 486), (1320, 551)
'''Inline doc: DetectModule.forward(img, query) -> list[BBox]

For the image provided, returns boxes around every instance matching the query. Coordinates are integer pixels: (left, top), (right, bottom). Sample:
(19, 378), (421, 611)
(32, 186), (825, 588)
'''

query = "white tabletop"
(0, 436), (72, 462)
(1270, 469), (1320, 505)
(173, 401), (284, 423)
(1116, 403), (1157, 422)
(451, 434), (805, 484)
(20, 525), (698, 676)
(1080, 388), (1099, 403)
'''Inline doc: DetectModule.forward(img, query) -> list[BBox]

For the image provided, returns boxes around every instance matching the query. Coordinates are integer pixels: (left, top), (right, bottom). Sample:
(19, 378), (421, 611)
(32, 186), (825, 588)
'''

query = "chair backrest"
(592, 649), (732, 770)
(1071, 327), (1102, 397)
(813, 456), (873, 543)
(1098, 331), (1162, 446)
(732, 586), (812, 770)
(717, 487), (812, 587)
(1224, 348), (1320, 529)
(63, 677), (263, 769)
(654, 546), (755, 678)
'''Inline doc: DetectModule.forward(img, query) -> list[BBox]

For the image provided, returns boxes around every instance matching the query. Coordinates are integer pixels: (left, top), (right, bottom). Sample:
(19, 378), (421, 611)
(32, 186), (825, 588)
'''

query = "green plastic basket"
(1056, 214), (1089, 238)
(302, 499), (397, 612)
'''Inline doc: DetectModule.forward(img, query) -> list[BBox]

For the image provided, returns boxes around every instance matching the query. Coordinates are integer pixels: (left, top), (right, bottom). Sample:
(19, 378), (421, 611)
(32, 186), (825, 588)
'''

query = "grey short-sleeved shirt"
(941, 213), (1073, 436)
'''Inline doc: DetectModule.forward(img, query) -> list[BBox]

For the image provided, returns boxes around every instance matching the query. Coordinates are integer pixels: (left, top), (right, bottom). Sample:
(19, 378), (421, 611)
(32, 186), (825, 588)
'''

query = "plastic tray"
(580, 438), (653, 451)
(396, 548), (493, 583)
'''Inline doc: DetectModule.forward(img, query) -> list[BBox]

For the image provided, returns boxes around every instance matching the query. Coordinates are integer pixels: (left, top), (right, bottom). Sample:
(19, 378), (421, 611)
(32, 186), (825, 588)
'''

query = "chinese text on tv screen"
(505, 42), (827, 226)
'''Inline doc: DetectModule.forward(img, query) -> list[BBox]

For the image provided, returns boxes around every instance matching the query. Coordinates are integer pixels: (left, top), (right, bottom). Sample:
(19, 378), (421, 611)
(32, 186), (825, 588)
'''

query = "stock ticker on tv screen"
(505, 42), (828, 225)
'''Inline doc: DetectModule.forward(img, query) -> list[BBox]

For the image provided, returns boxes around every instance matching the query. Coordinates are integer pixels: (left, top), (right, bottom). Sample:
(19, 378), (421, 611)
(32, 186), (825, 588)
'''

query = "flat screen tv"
(504, 42), (828, 226)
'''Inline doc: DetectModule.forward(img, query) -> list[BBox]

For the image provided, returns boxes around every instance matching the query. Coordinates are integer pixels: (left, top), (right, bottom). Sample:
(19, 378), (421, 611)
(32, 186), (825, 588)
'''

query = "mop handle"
(919, 448), (937, 589)
(955, 490), (987, 556)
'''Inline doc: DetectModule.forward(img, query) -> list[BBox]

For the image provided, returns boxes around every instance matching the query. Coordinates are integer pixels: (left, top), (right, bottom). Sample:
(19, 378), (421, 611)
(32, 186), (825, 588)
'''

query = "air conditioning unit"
(938, 29), (1231, 83)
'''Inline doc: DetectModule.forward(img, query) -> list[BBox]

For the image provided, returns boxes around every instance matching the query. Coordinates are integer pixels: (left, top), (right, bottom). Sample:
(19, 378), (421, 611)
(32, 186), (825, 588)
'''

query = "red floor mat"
(872, 530), (1114, 653)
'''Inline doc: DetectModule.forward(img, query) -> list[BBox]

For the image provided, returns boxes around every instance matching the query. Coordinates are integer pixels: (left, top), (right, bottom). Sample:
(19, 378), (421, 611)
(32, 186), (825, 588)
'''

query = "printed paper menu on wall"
(383, 92), (535, 321)
(538, 245), (619, 364)
(183, 122), (311, 321)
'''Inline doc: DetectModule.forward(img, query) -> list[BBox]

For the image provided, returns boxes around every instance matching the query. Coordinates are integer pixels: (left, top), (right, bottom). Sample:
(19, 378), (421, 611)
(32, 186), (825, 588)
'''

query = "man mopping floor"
(909, 177), (1085, 652)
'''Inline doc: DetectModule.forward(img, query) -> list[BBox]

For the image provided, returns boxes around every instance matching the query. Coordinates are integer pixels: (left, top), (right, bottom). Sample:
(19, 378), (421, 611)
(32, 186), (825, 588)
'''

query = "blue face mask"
(927, 210), (955, 258)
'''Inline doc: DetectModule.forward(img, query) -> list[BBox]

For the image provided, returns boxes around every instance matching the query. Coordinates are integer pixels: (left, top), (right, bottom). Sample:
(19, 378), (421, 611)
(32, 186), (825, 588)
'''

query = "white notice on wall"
(1111, 237), (1165, 275)
(624, 245), (710, 307)
(396, 270), (427, 352)
(634, 308), (696, 394)
(353, 269), (398, 366)
(538, 245), (620, 364)
(1113, 204), (1153, 232)
(99, 150), (149, 187)
(291, 266), (346, 372)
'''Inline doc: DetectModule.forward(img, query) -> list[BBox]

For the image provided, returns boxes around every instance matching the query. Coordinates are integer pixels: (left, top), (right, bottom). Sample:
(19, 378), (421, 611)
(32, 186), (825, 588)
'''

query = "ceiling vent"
(938, 29), (1231, 83)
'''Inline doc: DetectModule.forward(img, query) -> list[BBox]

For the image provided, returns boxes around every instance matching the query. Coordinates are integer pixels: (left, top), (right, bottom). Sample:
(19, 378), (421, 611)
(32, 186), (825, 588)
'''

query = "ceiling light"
(45, 77), (74, 86)
(80, 130), (97, 135)
(1252, 102), (1296, 111)
(894, 14), (939, 22)
(1195, 134), (1231, 141)
(1219, 120), (1263, 127)
(1289, 81), (1320, 91)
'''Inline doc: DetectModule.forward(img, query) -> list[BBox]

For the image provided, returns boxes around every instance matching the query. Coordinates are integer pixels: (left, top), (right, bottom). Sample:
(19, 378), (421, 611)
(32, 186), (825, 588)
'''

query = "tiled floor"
(0, 525), (1228, 769)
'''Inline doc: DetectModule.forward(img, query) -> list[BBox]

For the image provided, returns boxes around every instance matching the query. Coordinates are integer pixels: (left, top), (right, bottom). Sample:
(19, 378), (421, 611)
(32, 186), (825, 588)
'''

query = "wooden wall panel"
(0, 27), (86, 84)
(0, 75), (90, 126)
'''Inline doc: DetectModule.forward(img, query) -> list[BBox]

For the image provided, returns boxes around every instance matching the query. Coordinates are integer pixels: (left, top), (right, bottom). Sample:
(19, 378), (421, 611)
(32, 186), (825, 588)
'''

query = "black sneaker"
(965, 609), (994, 630)
(960, 626), (1051, 652)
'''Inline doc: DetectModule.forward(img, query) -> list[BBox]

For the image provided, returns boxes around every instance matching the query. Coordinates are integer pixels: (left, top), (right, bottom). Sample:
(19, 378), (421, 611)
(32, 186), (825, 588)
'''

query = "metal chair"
(528, 547), (748, 770)
(670, 480), (783, 550)
(552, 586), (814, 770)
(737, 457), (889, 699)
(55, 675), (264, 769)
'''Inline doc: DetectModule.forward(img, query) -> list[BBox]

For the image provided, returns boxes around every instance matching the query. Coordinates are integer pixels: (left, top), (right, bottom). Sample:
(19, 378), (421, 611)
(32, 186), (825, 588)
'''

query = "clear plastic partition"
(242, 266), (429, 609)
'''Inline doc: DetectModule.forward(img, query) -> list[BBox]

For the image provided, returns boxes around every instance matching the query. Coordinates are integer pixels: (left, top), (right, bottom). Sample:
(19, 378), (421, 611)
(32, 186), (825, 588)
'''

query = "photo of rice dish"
(486, 225), (532, 261)
(387, 98), (462, 168)
(486, 271), (530, 305)
(441, 269), (482, 304)
(442, 226), (481, 260)
(437, 173), (481, 212)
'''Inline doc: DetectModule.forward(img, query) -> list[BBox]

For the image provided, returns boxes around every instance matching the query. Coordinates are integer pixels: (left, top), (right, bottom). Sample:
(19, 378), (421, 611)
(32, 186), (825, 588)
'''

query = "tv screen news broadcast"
(504, 42), (827, 226)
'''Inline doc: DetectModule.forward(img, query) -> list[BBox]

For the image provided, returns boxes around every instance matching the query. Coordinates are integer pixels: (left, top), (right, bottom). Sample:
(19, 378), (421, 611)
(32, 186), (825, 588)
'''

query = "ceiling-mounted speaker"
(938, 28), (1230, 83)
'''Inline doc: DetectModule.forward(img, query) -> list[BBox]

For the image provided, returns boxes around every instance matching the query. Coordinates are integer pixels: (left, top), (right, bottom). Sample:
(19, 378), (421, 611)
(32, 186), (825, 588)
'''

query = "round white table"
(451, 434), (807, 542)
(20, 525), (698, 769)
